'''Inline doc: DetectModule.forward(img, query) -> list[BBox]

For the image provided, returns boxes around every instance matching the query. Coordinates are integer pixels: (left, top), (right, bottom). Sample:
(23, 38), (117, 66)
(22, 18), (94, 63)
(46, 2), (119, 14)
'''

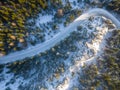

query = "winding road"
(0, 8), (120, 64)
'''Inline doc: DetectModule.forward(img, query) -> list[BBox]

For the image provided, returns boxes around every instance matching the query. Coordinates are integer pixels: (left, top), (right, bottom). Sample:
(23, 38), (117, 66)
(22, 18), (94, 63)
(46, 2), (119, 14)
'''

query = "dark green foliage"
(0, 0), (47, 55)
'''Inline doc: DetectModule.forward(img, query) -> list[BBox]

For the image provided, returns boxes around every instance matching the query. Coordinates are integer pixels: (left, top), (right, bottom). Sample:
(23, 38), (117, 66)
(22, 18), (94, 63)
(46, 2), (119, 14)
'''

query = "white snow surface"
(36, 15), (53, 25)
(0, 9), (119, 90)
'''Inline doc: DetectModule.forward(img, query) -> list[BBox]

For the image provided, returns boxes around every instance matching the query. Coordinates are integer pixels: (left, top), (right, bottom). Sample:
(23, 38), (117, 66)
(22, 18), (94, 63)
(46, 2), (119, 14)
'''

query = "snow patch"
(36, 15), (53, 25)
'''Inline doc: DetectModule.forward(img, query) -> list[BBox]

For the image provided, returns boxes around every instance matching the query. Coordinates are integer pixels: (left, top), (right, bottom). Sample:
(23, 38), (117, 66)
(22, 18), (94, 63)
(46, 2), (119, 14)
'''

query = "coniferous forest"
(0, 0), (120, 90)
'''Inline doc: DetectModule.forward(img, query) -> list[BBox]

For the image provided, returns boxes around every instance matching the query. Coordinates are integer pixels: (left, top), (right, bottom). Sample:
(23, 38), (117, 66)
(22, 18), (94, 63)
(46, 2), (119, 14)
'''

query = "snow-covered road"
(0, 8), (120, 64)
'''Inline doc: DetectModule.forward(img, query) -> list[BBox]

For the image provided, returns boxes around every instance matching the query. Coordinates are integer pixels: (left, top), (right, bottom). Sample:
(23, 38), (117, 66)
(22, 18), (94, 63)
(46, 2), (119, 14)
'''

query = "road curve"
(0, 8), (120, 64)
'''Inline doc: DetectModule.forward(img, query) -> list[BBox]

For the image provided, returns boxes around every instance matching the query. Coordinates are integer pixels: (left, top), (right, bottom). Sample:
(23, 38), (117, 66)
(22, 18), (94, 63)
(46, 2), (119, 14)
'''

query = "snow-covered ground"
(0, 1), (120, 90)
(0, 14), (118, 90)
(0, 8), (120, 64)
(36, 15), (53, 25)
